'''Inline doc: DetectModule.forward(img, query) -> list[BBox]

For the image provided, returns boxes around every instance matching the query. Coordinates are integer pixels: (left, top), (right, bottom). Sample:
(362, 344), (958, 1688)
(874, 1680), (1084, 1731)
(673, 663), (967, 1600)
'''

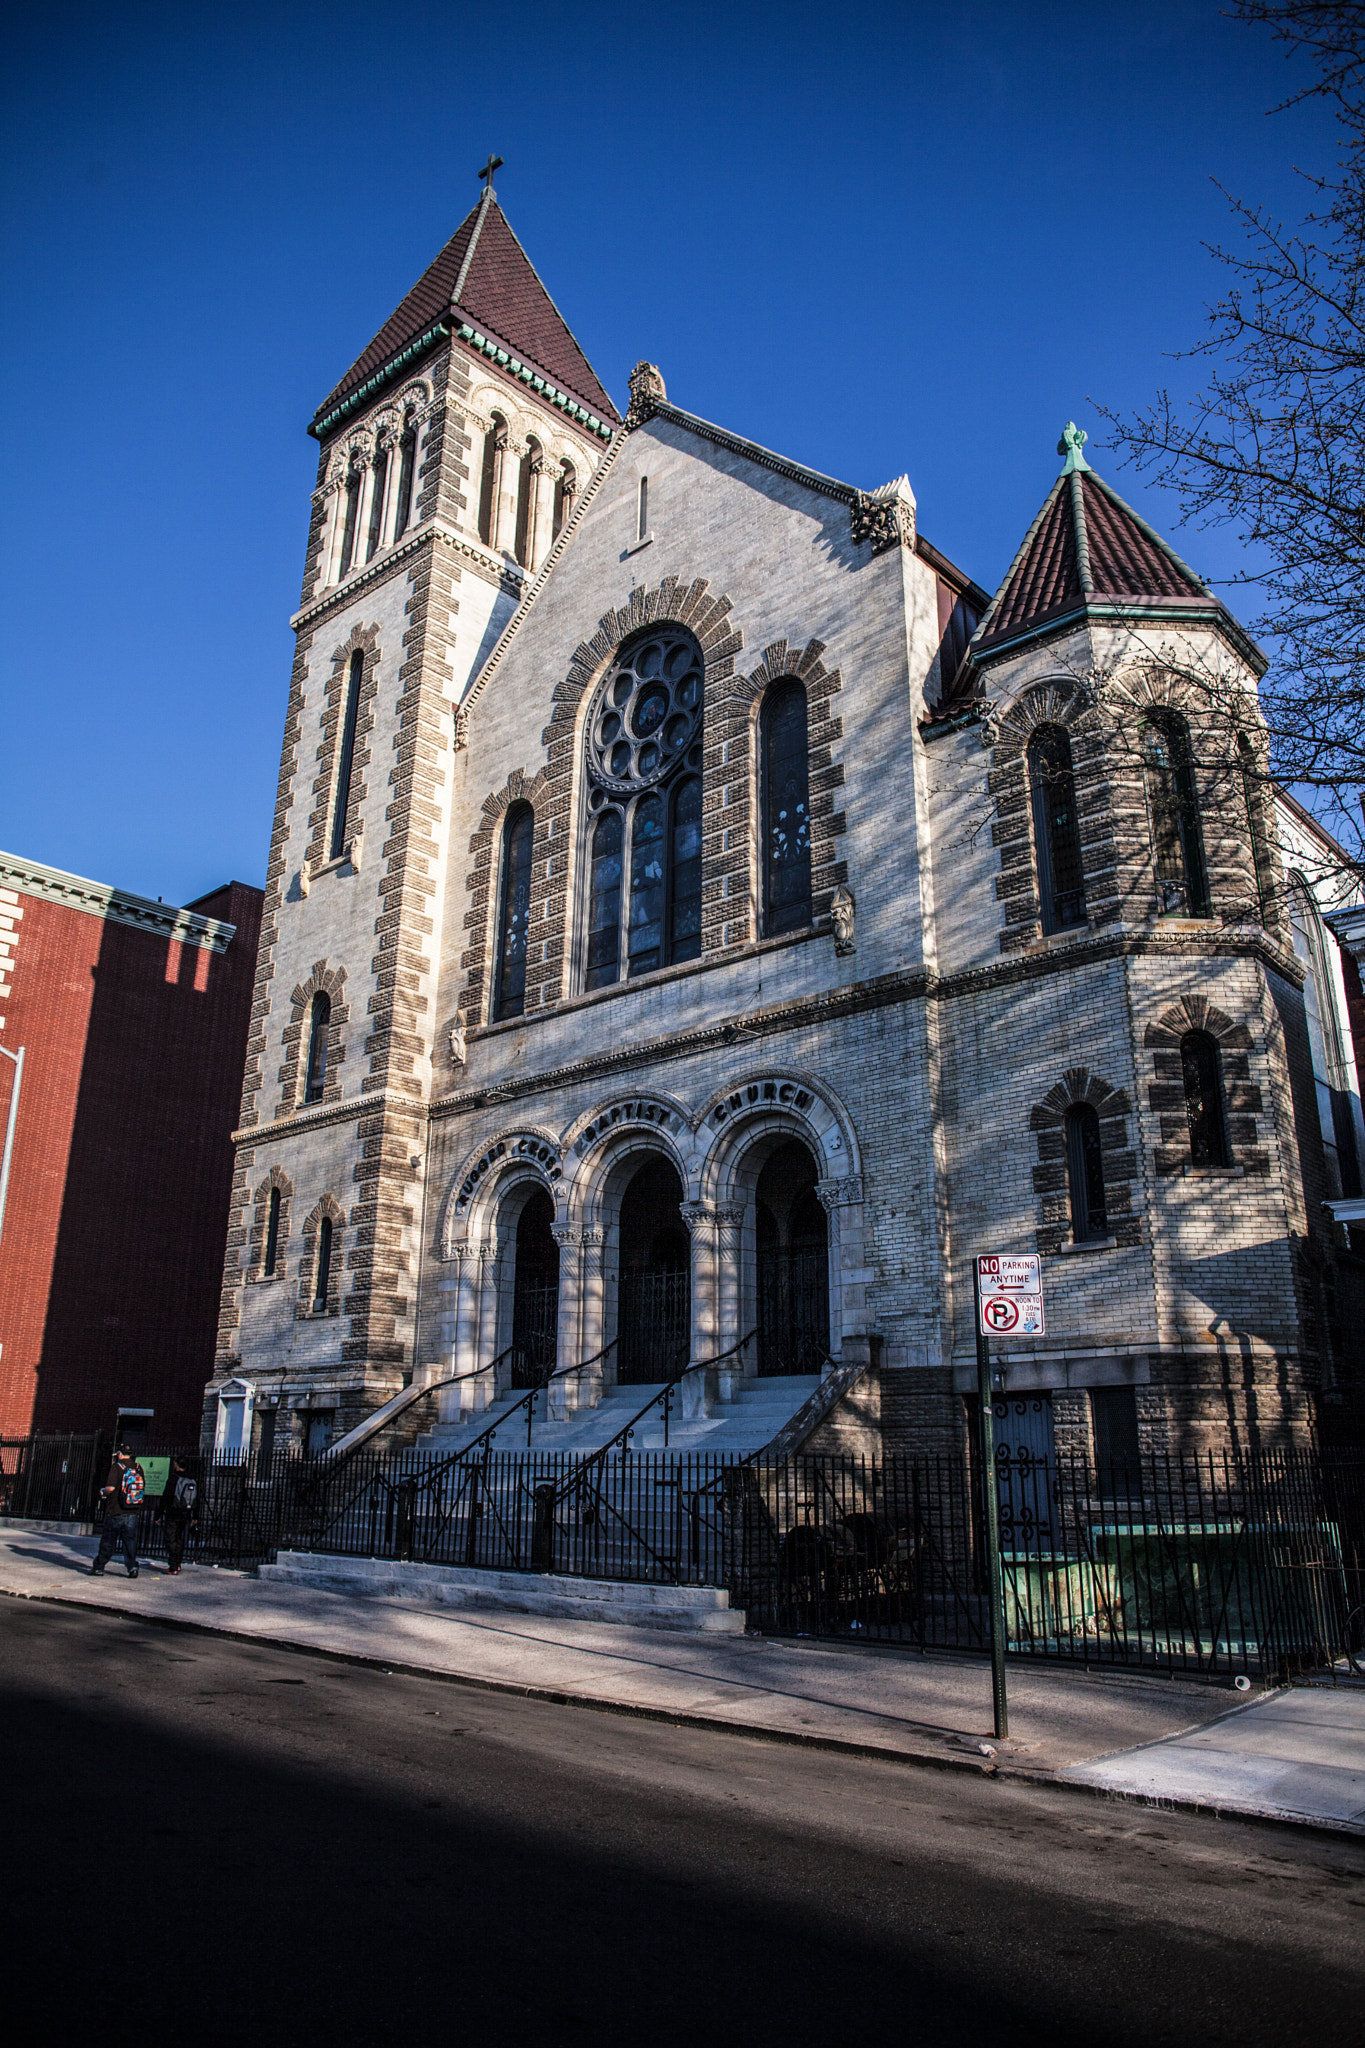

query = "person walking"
(160, 1457), (200, 1575)
(91, 1445), (145, 1577)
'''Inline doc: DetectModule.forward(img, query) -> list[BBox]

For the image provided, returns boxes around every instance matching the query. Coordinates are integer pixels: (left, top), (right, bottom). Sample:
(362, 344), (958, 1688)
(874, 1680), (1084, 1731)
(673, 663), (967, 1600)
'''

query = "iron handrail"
(593, 1330), (758, 1461)
(416, 1339), (621, 1480)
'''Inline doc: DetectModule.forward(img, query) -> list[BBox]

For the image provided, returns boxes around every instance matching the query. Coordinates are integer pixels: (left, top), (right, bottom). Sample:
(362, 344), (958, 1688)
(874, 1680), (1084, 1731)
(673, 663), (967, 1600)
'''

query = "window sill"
(1179, 1163), (1245, 1178)
(622, 531), (654, 558)
(1053, 1236), (1119, 1256)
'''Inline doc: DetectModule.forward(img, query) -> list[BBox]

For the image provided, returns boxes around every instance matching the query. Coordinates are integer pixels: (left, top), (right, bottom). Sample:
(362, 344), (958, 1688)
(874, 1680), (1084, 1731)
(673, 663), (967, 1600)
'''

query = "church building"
(206, 170), (1365, 1468)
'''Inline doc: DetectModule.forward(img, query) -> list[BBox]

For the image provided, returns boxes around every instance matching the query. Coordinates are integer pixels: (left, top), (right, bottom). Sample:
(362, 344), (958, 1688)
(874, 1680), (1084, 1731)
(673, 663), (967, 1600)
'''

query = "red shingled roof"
(973, 465), (1211, 660)
(314, 195), (620, 429)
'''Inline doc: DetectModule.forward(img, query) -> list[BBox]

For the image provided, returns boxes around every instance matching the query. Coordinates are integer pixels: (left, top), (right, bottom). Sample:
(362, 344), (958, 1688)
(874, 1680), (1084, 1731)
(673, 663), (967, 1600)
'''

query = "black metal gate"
(617, 1268), (689, 1383)
(757, 1245), (828, 1375)
(512, 1281), (559, 1377)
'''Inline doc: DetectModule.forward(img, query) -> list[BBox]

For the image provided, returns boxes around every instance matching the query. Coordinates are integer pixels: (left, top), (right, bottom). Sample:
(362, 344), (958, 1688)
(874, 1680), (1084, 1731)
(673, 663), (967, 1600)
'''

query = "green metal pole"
(974, 1263), (1009, 1740)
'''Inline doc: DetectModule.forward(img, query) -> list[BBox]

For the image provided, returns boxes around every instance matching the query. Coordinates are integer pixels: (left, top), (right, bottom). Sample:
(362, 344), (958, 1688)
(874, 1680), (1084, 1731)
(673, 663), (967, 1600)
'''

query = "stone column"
(578, 1226), (611, 1385)
(817, 1176), (866, 1373)
(490, 425), (513, 554)
(712, 1203), (747, 1392)
(679, 1203), (717, 1420)
(355, 460), (378, 566)
(323, 481), (346, 584)
(550, 1224), (588, 1418)
(528, 453), (551, 572)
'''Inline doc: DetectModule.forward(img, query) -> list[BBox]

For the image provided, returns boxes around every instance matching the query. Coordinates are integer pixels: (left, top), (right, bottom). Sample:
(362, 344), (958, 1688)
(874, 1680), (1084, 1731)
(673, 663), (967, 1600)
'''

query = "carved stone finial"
(1058, 420), (1091, 474)
(627, 362), (666, 423)
(831, 884), (856, 955)
(850, 483), (914, 554)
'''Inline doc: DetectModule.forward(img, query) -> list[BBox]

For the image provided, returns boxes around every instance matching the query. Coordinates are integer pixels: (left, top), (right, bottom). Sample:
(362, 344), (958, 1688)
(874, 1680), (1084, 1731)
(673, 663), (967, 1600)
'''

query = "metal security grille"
(512, 1281), (559, 1377)
(757, 1245), (829, 1376)
(617, 1268), (689, 1383)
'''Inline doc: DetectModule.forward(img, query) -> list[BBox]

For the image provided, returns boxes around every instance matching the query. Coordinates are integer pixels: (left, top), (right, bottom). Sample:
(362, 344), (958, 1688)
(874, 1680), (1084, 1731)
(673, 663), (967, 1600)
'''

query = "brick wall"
(0, 873), (261, 1438)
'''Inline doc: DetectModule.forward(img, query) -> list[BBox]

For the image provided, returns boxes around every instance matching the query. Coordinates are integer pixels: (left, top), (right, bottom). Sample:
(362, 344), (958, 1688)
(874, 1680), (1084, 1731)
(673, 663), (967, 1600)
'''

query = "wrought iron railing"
(8, 1427), (1365, 1678)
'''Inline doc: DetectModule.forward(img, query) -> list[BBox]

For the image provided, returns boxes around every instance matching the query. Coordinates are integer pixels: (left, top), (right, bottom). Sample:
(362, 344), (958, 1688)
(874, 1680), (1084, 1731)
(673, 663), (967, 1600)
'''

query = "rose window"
(587, 628), (704, 801)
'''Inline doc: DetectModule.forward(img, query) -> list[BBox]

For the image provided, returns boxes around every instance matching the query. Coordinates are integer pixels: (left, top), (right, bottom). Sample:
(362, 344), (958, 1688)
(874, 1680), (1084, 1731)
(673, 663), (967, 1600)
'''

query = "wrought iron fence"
(4, 1429), (1362, 1678)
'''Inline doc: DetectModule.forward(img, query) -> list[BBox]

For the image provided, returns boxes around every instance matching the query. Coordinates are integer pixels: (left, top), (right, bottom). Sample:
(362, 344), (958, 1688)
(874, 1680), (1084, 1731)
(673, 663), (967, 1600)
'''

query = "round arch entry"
(616, 1156), (690, 1384)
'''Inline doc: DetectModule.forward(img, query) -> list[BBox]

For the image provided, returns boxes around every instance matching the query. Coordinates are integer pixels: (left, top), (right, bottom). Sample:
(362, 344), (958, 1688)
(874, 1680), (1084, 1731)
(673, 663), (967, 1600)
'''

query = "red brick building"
(0, 852), (262, 1443)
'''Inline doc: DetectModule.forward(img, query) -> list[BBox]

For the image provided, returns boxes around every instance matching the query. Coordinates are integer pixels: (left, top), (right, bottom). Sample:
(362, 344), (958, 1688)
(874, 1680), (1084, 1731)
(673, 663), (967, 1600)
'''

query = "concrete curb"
(6, 1583), (1360, 1840)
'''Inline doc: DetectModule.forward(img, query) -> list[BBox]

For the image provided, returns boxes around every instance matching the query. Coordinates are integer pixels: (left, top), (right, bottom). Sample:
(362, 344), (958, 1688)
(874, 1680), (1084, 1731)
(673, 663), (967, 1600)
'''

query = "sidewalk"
(2, 1525), (1361, 1830)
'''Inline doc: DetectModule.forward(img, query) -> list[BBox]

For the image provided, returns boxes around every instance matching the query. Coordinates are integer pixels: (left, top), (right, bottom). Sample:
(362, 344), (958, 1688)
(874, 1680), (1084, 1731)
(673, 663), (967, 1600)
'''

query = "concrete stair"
(414, 1374), (821, 1460)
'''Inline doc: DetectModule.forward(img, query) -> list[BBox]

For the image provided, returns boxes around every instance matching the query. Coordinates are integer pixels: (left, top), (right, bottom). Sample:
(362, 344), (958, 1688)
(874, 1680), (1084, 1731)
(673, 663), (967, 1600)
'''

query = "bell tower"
(206, 167), (621, 1450)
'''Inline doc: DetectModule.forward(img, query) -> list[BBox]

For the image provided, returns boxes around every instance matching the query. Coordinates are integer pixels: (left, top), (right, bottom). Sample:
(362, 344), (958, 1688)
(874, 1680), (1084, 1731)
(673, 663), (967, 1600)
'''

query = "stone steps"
(414, 1374), (822, 1459)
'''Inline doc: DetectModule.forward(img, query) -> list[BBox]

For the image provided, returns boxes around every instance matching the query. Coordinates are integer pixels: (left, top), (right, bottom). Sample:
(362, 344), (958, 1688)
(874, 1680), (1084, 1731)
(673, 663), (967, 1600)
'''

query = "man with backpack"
(90, 1444), (146, 1577)
(160, 1456), (199, 1575)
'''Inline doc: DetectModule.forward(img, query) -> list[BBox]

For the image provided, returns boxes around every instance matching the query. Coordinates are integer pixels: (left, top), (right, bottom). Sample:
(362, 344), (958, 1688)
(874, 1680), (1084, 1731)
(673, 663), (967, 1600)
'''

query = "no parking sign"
(976, 1254), (1045, 1337)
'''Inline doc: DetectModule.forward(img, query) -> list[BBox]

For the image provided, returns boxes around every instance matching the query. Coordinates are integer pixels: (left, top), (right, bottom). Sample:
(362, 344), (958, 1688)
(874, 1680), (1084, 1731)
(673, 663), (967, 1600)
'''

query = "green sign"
(138, 1456), (171, 1499)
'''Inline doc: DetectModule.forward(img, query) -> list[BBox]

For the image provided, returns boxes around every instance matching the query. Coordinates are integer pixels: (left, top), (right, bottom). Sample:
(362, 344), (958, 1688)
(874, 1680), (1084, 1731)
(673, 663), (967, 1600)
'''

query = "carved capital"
(550, 1224), (580, 1249)
(816, 1175), (863, 1212)
(627, 361), (666, 424)
(679, 1201), (714, 1236)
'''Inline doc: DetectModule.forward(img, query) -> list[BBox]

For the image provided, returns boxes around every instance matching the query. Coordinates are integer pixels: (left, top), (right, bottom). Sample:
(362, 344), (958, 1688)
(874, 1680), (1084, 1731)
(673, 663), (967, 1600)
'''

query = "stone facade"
(205, 201), (1365, 1465)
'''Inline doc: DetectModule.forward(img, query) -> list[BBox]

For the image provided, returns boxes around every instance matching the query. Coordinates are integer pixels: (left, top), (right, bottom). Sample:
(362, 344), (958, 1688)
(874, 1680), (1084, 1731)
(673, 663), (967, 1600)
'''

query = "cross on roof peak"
(477, 152), (504, 198)
(1058, 420), (1091, 475)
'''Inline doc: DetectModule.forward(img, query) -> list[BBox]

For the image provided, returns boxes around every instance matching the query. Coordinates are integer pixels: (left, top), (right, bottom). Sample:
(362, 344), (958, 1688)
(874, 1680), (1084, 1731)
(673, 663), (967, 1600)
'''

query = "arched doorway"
(755, 1140), (829, 1376)
(511, 1187), (559, 1385)
(617, 1157), (690, 1383)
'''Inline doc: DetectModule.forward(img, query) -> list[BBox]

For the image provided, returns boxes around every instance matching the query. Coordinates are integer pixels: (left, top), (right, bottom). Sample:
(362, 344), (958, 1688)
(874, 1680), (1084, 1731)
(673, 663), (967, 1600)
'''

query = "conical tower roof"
(311, 188), (621, 437)
(967, 422), (1264, 672)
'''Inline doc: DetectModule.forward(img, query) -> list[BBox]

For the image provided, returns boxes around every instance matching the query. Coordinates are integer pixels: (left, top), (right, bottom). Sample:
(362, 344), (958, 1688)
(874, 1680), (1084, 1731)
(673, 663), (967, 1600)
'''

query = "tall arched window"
(762, 680), (812, 936)
(313, 1215), (333, 1312)
(329, 649), (364, 861)
(391, 421), (416, 543)
(304, 993), (331, 1105)
(1181, 1030), (1229, 1165)
(1064, 1103), (1108, 1241)
(338, 466), (362, 578)
(515, 437), (543, 569)
(264, 1187), (281, 1277)
(1144, 715), (1209, 917)
(493, 802), (535, 1021)
(1238, 734), (1274, 925)
(585, 809), (623, 991)
(1028, 724), (1086, 932)
(581, 627), (706, 989)
(364, 443), (390, 562)
(1289, 874), (1362, 1196)
(554, 460), (576, 541)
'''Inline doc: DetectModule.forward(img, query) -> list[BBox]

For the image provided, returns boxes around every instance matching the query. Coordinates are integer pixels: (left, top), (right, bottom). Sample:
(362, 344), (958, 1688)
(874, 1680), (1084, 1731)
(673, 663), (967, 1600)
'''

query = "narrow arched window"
(365, 444), (390, 562)
(338, 467), (362, 578)
(1065, 1104), (1107, 1242)
(1028, 724), (1085, 933)
(391, 424), (416, 543)
(762, 680), (812, 936)
(585, 808), (623, 991)
(669, 775), (703, 963)
(515, 437), (543, 569)
(628, 792), (666, 977)
(329, 650), (364, 862)
(493, 803), (535, 1021)
(1238, 735), (1273, 925)
(554, 460), (576, 540)
(264, 1187), (281, 1277)
(1144, 715), (1209, 917)
(1181, 1030), (1228, 1165)
(304, 993), (331, 1105)
(314, 1215), (333, 1312)
(1289, 875), (1362, 1196)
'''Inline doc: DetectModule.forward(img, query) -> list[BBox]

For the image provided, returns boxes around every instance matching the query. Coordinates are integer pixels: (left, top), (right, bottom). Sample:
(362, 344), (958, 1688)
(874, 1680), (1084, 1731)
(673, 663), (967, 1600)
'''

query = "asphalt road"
(4, 1601), (1361, 2047)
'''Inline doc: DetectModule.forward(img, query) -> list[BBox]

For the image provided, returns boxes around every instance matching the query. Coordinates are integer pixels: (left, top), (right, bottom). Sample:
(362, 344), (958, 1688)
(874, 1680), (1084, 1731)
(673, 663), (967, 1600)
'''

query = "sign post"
(972, 1254), (1045, 1743)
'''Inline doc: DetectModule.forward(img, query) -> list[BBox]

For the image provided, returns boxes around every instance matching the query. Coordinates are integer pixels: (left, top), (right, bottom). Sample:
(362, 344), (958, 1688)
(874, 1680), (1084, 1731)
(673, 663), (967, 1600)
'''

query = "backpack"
(119, 1463), (146, 1508)
(172, 1476), (197, 1514)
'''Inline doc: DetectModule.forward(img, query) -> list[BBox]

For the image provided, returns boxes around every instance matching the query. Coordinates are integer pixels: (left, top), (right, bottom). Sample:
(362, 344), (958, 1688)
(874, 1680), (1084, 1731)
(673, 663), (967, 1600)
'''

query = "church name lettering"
(710, 1080), (814, 1127)
(455, 1136), (560, 1211)
(573, 1101), (682, 1158)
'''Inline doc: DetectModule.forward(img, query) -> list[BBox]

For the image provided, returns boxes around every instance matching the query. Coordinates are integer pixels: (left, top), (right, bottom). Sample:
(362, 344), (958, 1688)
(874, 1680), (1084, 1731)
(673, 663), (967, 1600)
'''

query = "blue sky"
(0, 0), (1341, 904)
